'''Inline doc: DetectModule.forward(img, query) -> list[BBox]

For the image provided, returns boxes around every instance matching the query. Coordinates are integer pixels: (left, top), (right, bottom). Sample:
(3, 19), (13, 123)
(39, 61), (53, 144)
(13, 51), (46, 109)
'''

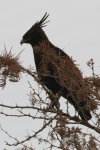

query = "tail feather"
(63, 94), (92, 121)
(79, 108), (92, 121)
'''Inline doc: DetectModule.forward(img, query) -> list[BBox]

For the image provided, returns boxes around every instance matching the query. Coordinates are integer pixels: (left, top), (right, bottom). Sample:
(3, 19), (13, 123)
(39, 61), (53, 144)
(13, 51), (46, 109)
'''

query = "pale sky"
(0, 0), (100, 149)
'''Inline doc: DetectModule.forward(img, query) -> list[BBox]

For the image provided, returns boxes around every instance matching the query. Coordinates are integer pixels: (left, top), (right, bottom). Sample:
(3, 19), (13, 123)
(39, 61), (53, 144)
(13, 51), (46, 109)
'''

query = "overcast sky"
(0, 0), (100, 149)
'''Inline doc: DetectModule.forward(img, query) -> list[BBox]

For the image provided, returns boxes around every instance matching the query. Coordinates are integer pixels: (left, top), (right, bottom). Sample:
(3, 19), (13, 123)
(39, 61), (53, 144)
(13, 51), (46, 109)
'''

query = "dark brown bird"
(20, 12), (92, 121)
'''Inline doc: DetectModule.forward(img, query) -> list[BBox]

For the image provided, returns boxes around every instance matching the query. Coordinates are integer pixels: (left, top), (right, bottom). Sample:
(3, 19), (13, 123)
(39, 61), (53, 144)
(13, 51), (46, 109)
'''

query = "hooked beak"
(20, 39), (25, 45)
(20, 38), (32, 45)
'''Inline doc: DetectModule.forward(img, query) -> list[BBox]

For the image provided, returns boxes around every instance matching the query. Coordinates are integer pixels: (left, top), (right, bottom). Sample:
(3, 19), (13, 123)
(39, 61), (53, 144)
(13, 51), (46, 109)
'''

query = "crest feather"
(37, 12), (50, 28)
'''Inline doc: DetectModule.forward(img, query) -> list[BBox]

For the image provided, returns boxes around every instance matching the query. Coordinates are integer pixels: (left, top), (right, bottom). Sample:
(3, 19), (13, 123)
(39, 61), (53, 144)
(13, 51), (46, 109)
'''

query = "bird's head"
(20, 12), (50, 47)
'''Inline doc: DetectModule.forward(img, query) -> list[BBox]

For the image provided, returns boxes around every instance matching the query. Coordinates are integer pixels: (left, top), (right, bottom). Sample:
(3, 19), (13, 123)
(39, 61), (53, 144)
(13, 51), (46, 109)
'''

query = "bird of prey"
(20, 12), (92, 121)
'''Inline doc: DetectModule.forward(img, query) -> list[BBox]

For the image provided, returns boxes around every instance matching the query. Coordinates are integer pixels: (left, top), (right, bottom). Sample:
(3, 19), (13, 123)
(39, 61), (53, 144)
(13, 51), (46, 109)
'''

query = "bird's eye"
(27, 34), (31, 38)
(24, 34), (31, 40)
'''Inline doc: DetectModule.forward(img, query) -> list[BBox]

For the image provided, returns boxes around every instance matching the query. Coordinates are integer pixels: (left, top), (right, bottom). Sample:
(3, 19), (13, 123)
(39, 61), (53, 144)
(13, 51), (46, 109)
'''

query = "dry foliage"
(0, 46), (24, 88)
(0, 43), (100, 150)
(34, 42), (99, 112)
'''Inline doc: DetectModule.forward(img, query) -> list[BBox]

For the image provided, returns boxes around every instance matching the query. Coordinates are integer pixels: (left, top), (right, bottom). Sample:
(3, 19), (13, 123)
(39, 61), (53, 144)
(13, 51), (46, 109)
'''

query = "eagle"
(20, 12), (92, 121)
